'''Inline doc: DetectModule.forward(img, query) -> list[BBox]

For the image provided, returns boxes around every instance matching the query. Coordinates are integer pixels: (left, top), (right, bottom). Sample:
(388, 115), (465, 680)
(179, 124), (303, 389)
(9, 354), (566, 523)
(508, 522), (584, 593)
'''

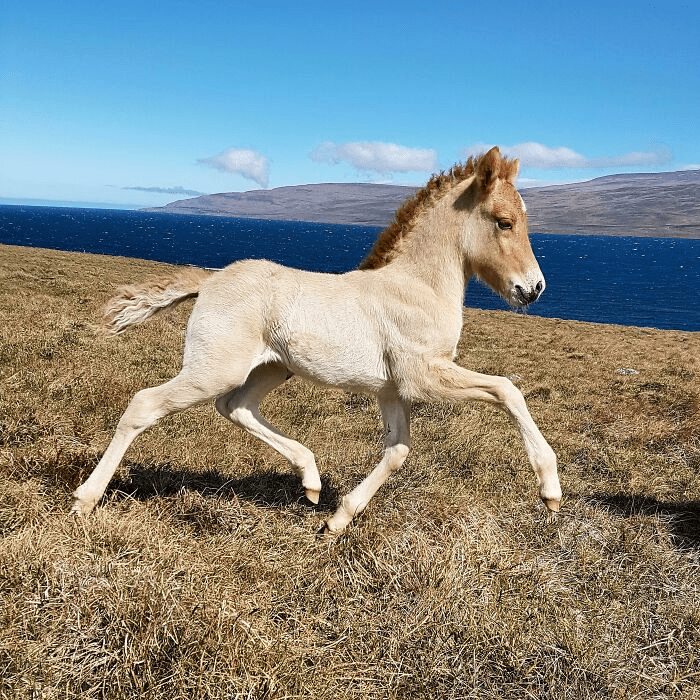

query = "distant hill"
(521, 169), (700, 237)
(142, 183), (417, 226)
(142, 169), (700, 238)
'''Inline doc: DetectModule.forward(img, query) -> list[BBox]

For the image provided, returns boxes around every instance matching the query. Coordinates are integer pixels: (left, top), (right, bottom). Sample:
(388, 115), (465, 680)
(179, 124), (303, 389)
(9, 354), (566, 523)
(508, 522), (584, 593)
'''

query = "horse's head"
(457, 147), (544, 308)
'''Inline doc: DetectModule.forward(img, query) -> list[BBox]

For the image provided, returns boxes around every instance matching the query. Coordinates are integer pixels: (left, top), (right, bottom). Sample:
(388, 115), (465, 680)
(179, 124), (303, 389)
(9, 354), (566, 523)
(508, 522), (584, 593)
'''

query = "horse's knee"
(495, 376), (515, 399)
(493, 377), (524, 409)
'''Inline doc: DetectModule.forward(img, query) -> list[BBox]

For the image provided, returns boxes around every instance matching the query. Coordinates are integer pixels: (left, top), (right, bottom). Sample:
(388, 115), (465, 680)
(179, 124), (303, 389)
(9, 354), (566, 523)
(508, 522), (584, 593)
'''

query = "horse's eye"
(497, 220), (512, 230)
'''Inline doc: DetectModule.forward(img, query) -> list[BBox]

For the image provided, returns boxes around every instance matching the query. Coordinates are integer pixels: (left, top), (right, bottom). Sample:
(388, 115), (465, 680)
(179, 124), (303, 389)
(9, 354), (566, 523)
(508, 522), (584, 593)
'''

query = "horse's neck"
(390, 191), (469, 302)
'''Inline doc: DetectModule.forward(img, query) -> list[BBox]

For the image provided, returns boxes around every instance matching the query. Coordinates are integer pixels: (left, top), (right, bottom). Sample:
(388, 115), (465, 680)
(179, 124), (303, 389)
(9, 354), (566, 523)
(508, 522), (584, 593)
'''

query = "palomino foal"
(72, 146), (562, 533)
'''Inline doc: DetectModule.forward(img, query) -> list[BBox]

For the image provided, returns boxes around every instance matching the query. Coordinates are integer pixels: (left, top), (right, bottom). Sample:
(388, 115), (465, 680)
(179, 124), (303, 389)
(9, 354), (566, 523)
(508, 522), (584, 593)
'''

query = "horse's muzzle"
(514, 280), (544, 306)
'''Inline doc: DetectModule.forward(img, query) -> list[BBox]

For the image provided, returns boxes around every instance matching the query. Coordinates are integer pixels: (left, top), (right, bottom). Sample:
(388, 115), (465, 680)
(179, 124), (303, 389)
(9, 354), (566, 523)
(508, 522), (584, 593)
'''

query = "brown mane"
(358, 150), (518, 270)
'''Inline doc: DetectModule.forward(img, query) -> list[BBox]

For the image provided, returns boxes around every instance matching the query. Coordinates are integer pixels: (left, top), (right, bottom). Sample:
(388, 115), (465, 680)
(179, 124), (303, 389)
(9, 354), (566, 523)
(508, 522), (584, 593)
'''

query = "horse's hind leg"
(215, 363), (323, 503)
(71, 371), (228, 515)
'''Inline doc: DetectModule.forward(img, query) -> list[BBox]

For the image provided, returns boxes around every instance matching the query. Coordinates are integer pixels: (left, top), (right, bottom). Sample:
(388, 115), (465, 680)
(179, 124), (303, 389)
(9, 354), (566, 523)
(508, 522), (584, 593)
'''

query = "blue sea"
(1, 205), (699, 332)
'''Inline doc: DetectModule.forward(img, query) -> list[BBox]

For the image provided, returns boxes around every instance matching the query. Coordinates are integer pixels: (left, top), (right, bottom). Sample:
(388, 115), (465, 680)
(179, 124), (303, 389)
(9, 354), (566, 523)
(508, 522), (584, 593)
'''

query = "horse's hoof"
(316, 521), (342, 538)
(542, 498), (560, 513)
(305, 488), (320, 505)
(70, 496), (95, 517)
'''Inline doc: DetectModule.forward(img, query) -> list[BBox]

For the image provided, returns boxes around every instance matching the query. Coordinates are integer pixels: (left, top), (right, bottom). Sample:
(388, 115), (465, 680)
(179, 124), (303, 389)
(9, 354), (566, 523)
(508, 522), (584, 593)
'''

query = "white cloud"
(504, 143), (587, 169)
(462, 142), (672, 170)
(681, 164), (700, 171)
(197, 148), (270, 188)
(310, 140), (438, 175)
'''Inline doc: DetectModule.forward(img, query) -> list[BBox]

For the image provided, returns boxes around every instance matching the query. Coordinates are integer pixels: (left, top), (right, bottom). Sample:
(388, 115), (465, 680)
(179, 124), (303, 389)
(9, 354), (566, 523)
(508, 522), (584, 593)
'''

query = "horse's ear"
(506, 158), (520, 183)
(476, 146), (501, 193)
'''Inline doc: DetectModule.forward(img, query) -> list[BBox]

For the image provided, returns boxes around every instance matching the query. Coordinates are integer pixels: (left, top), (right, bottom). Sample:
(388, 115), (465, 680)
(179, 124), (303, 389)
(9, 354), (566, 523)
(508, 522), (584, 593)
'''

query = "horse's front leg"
(323, 390), (410, 535)
(424, 360), (562, 511)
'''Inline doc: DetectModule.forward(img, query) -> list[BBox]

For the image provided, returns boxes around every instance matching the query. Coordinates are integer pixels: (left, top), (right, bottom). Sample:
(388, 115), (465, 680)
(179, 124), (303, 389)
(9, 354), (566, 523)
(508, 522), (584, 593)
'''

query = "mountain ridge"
(141, 169), (700, 238)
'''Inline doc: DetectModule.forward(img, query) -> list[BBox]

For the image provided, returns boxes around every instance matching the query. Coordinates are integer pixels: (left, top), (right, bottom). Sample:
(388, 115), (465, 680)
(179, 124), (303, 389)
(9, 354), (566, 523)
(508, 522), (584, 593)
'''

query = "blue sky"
(1, 0), (698, 208)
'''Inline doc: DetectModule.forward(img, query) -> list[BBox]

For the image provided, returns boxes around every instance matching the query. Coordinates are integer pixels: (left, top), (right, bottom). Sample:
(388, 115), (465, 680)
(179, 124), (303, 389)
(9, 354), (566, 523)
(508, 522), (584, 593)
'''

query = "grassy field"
(1, 243), (699, 699)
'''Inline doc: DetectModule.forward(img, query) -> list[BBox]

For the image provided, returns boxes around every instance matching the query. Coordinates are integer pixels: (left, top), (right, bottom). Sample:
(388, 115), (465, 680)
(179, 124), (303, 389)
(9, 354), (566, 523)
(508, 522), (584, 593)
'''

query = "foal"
(72, 146), (562, 533)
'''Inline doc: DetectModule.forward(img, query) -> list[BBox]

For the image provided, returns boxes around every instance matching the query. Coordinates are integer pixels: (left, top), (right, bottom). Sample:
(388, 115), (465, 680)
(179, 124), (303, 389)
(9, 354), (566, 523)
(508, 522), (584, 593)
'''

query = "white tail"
(103, 268), (212, 336)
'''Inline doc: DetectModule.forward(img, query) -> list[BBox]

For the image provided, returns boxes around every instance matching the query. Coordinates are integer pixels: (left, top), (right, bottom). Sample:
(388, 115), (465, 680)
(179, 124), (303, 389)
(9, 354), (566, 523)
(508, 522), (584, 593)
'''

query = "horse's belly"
(279, 331), (389, 393)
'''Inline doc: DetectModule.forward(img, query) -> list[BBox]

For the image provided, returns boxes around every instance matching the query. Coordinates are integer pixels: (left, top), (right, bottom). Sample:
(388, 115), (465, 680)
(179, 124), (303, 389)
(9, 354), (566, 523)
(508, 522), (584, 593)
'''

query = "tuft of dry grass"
(1, 243), (699, 699)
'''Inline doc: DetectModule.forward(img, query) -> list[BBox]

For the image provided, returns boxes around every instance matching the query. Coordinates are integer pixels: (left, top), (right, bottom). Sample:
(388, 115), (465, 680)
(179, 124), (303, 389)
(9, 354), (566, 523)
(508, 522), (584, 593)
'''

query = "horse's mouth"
(510, 282), (543, 307)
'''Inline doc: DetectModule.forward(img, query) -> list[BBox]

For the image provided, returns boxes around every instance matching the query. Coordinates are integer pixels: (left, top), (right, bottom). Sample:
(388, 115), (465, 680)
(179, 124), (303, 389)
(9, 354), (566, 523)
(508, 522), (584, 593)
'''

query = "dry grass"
(1, 243), (699, 700)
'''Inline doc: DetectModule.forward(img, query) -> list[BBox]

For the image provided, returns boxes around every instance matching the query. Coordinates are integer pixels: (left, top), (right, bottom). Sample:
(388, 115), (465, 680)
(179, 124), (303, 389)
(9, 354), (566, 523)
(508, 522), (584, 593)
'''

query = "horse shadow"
(106, 462), (340, 514)
(585, 492), (700, 549)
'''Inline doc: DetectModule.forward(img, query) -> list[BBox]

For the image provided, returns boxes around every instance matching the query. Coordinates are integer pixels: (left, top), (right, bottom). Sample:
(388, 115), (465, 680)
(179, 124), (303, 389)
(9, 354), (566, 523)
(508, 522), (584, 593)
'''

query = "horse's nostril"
(515, 283), (541, 305)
